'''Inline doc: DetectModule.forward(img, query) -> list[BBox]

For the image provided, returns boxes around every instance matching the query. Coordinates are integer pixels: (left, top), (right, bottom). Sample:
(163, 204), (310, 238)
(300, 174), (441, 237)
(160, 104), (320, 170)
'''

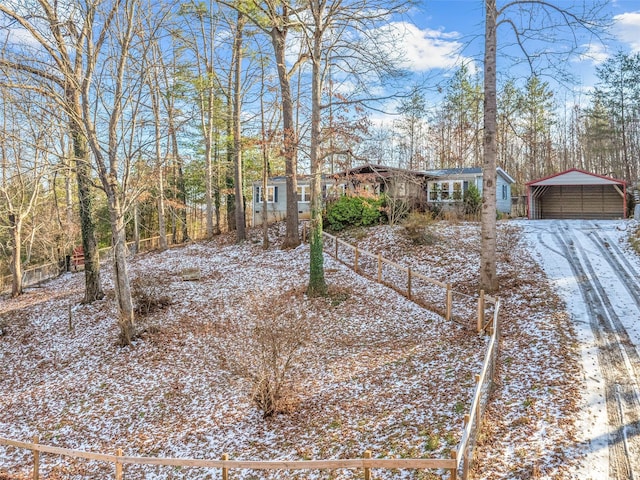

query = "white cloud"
(613, 11), (640, 52)
(389, 22), (470, 72)
(576, 42), (609, 65)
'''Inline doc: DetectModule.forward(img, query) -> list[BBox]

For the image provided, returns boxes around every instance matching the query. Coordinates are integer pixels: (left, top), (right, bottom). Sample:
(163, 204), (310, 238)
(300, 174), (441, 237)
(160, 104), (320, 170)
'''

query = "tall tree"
(0, 87), (51, 297)
(297, 0), (410, 296)
(396, 87), (428, 170)
(594, 52), (640, 182)
(177, 0), (224, 237)
(228, 0), (307, 247)
(0, 0), (104, 303)
(520, 75), (555, 179)
(232, 11), (247, 241)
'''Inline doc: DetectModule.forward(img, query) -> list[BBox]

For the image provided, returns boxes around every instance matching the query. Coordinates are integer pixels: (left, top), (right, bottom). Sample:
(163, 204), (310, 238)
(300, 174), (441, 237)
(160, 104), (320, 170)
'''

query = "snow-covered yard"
(0, 220), (616, 479)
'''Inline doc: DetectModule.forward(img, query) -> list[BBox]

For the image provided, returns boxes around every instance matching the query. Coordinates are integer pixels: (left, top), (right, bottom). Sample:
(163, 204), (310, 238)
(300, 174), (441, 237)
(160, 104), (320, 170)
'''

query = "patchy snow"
(2, 219), (633, 479)
(521, 219), (640, 479)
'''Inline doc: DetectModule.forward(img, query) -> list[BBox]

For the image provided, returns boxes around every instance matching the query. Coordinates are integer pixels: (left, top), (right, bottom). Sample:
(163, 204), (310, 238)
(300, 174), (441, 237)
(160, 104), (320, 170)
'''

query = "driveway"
(523, 219), (640, 479)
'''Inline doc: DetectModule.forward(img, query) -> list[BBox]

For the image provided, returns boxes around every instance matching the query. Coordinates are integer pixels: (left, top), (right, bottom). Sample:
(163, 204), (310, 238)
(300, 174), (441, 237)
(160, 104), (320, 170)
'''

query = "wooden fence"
(1, 230), (207, 296)
(0, 262), (61, 296)
(1, 226), (500, 479)
(0, 436), (458, 480)
(321, 231), (497, 332)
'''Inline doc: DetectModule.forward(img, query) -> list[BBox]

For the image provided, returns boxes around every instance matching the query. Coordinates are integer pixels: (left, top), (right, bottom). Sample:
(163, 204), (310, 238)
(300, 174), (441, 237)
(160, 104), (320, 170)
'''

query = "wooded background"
(0, 0), (636, 315)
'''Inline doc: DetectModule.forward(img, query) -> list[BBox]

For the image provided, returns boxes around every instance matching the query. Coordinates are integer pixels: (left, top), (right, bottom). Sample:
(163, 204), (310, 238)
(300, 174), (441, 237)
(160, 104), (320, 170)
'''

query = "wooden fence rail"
(320, 229), (502, 479)
(321, 231), (497, 331)
(0, 436), (458, 479)
(1, 229), (207, 296)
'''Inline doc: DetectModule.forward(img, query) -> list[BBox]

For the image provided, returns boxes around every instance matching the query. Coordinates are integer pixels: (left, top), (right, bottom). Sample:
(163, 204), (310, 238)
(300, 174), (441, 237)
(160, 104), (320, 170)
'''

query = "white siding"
(531, 170), (622, 186)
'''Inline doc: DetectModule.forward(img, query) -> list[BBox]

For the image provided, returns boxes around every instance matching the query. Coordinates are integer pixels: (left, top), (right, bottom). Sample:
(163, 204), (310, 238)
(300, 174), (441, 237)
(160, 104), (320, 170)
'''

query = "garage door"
(538, 185), (623, 219)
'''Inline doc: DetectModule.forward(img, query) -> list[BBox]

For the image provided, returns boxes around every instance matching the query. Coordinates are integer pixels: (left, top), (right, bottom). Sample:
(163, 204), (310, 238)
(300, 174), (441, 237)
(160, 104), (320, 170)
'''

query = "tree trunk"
(480, 0), (498, 293)
(108, 197), (136, 346)
(157, 168), (168, 249)
(9, 214), (23, 298)
(307, 21), (327, 297)
(170, 129), (189, 242)
(233, 12), (246, 242)
(271, 26), (300, 248)
(69, 92), (104, 302)
(133, 201), (140, 254)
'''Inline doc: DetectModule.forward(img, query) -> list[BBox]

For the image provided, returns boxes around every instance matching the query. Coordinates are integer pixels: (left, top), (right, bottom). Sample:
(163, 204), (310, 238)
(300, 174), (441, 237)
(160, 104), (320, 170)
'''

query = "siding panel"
(539, 185), (623, 219)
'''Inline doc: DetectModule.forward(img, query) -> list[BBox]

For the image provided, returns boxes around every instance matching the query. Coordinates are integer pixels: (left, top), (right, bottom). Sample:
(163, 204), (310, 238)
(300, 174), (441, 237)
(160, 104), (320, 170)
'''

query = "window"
(256, 185), (277, 203)
(297, 185), (310, 203)
(452, 182), (462, 200)
(429, 181), (464, 202)
(502, 184), (509, 200)
(429, 183), (440, 201)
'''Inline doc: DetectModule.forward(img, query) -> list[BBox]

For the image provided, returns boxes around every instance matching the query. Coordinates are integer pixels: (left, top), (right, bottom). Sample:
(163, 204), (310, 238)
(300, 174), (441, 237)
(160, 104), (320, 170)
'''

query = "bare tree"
(0, 0), (105, 302)
(0, 87), (52, 297)
(297, 0), (411, 296)
(232, 11), (247, 242)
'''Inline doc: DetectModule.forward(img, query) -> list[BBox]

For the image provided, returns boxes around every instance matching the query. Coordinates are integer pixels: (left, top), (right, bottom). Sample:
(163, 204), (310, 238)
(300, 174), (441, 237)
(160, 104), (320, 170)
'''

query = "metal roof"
(527, 168), (625, 187)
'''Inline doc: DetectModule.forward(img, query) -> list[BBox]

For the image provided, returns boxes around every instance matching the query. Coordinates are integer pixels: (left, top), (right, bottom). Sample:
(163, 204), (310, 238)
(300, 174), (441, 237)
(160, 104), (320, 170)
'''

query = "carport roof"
(526, 168), (626, 187)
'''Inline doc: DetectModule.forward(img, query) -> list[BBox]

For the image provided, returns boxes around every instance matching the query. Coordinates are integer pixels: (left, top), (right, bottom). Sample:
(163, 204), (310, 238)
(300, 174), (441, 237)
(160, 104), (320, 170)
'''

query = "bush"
(131, 276), (172, 316)
(216, 290), (312, 418)
(325, 195), (384, 231)
(463, 184), (481, 216)
(402, 212), (441, 245)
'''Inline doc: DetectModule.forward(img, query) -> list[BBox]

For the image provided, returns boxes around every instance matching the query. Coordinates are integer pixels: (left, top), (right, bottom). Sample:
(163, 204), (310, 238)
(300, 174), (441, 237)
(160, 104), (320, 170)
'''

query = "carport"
(527, 168), (627, 219)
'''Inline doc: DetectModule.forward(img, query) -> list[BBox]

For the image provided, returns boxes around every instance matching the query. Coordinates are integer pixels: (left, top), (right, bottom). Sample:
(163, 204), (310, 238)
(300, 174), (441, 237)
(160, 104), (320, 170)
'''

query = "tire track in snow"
(553, 221), (640, 480)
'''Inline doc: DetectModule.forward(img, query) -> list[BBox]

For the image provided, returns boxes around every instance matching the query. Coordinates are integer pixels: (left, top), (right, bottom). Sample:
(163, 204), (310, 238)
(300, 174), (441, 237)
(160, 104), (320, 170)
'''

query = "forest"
(1, 1), (639, 341)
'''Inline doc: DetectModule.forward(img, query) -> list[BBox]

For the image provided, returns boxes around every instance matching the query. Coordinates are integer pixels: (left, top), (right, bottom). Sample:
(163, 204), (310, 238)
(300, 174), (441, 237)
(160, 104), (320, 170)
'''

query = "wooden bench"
(71, 246), (85, 272)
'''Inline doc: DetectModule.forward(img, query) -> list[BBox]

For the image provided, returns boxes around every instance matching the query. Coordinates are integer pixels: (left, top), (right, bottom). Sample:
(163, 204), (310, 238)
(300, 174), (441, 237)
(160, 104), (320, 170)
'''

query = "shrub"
(463, 183), (481, 216)
(402, 212), (440, 245)
(325, 195), (384, 231)
(131, 276), (172, 316)
(216, 290), (312, 418)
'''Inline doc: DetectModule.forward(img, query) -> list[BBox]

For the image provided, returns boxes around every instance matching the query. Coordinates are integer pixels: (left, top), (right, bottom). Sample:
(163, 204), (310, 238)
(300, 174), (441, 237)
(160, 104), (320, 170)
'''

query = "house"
(335, 164), (433, 208)
(526, 168), (627, 219)
(251, 165), (434, 226)
(251, 175), (342, 226)
(424, 167), (515, 215)
(252, 165), (516, 226)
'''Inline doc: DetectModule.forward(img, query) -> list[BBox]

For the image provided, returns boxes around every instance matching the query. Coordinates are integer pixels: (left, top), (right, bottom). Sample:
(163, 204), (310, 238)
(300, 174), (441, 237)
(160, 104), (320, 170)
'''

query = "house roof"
(423, 167), (482, 176)
(526, 168), (626, 187)
(334, 163), (434, 178)
(423, 166), (515, 184)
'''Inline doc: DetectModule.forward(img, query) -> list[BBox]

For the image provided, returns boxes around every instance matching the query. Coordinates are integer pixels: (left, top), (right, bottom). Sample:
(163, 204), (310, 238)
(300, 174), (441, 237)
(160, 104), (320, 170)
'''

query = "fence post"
(115, 448), (123, 480)
(475, 373), (481, 423)
(477, 290), (485, 333)
(363, 450), (371, 480)
(32, 435), (39, 480)
(446, 284), (453, 321)
(450, 449), (457, 480)
(377, 253), (382, 282)
(335, 238), (339, 259)
(222, 453), (229, 480)
(407, 267), (412, 300)
(354, 246), (359, 273)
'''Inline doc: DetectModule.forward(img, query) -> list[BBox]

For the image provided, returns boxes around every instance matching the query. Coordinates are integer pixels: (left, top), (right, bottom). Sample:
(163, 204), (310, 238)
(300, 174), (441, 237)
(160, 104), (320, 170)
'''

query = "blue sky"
(392, 0), (640, 96)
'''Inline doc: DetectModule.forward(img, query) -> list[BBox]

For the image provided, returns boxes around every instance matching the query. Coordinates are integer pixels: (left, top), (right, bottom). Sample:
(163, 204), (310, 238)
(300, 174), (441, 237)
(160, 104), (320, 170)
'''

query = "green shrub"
(325, 195), (384, 231)
(463, 184), (481, 216)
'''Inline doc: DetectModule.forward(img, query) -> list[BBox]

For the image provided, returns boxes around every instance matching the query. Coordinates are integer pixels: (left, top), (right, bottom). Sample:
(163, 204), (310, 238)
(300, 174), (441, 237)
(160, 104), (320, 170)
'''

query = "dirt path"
(524, 220), (640, 479)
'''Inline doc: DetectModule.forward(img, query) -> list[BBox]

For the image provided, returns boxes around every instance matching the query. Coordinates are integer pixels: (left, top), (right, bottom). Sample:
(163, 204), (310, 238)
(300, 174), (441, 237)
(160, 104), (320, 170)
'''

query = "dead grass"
(0, 221), (583, 479)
